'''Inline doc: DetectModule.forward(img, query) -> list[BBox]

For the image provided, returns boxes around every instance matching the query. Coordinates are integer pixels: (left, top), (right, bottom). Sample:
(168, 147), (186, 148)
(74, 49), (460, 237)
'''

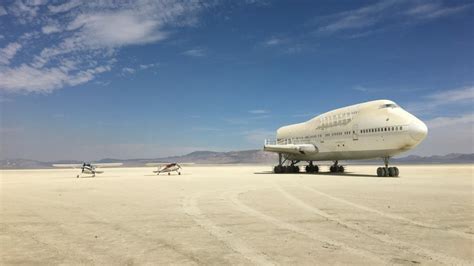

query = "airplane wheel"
(293, 165), (299, 173)
(168, 172), (170, 175)
(274, 165), (282, 173)
(178, 172), (181, 175)
(330, 166), (334, 172)
(377, 167), (383, 177)
(388, 167), (395, 177)
(284, 166), (292, 173)
(394, 167), (399, 177)
(306, 165), (318, 173)
(338, 165), (344, 173)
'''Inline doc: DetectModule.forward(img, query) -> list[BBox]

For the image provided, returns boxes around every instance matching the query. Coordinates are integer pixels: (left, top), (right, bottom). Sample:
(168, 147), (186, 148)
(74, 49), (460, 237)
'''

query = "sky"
(0, 0), (473, 161)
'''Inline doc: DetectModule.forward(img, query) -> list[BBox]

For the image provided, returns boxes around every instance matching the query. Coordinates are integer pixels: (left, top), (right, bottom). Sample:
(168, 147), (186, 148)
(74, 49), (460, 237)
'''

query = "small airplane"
(146, 162), (184, 175)
(52, 162), (123, 178)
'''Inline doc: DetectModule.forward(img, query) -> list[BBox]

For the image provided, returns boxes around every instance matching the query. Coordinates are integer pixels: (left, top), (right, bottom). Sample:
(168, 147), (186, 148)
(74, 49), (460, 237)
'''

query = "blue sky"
(0, 0), (473, 160)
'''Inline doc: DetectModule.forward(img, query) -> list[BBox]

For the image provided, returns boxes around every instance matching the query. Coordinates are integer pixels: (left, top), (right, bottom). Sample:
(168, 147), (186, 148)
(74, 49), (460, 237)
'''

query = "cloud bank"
(0, 0), (206, 93)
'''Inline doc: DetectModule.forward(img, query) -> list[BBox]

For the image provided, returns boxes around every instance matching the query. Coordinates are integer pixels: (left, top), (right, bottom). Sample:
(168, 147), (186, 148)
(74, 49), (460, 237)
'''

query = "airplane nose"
(409, 119), (428, 141)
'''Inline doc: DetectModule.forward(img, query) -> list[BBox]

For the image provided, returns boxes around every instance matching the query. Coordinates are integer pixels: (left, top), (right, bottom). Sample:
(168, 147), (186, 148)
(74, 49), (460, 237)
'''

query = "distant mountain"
(0, 159), (52, 169)
(1, 151), (473, 169)
(391, 153), (474, 164)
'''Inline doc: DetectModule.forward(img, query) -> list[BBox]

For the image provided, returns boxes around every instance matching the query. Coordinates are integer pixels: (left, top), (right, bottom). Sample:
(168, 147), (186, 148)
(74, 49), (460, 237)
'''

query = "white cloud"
(121, 67), (136, 75)
(426, 113), (474, 129)
(139, 63), (158, 70)
(0, 6), (7, 16)
(402, 87), (474, 155)
(182, 48), (205, 57)
(427, 86), (474, 104)
(406, 3), (472, 19)
(48, 0), (82, 14)
(41, 24), (61, 34)
(120, 63), (159, 77)
(413, 114), (474, 156)
(406, 86), (474, 115)
(264, 37), (283, 46)
(8, 0), (39, 23)
(249, 109), (269, 114)
(317, 1), (472, 36)
(0, 0), (207, 93)
(66, 11), (168, 48)
(0, 42), (22, 65)
(318, 1), (395, 33)
(0, 64), (111, 93)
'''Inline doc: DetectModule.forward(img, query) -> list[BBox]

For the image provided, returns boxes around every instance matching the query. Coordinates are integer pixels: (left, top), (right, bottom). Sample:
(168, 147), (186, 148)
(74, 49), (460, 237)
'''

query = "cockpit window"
(380, 103), (398, 109)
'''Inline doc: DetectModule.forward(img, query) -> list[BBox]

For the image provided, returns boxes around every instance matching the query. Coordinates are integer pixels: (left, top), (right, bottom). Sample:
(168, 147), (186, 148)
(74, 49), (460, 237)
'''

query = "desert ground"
(1, 164), (473, 265)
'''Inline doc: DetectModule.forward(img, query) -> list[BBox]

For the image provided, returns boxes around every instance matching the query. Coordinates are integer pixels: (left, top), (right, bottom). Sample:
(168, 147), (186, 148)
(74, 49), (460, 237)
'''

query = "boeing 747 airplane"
(264, 100), (428, 177)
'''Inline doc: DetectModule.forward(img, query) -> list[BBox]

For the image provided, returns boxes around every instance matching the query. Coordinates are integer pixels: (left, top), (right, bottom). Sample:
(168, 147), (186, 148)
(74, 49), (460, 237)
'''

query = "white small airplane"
(146, 163), (184, 175)
(52, 162), (123, 178)
(264, 100), (428, 177)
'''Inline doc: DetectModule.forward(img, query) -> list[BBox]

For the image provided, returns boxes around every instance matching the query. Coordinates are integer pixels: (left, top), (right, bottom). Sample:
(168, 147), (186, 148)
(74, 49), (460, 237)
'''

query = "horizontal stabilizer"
(264, 144), (318, 155)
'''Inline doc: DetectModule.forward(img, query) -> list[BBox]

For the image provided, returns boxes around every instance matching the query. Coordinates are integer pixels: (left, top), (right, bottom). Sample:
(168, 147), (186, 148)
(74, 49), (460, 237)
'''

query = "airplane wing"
(52, 164), (83, 168)
(92, 163), (123, 168)
(263, 144), (318, 155)
(146, 162), (194, 167)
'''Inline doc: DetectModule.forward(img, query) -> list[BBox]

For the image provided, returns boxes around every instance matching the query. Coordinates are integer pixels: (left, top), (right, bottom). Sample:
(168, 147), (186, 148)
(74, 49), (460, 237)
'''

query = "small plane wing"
(146, 162), (194, 167)
(92, 163), (123, 168)
(263, 144), (318, 155)
(52, 164), (83, 168)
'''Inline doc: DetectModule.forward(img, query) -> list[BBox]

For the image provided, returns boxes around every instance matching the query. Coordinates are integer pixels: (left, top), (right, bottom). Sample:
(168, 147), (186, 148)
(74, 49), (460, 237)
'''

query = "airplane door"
(352, 124), (358, 140)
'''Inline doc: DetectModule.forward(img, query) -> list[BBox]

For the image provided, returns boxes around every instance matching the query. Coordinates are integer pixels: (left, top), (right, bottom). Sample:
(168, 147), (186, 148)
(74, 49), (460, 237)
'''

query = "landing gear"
(273, 165), (300, 173)
(305, 162), (319, 173)
(274, 165), (284, 173)
(178, 172), (181, 175)
(377, 157), (399, 177)
(329, 161), (344, 173)
(273, 154), (301, 173)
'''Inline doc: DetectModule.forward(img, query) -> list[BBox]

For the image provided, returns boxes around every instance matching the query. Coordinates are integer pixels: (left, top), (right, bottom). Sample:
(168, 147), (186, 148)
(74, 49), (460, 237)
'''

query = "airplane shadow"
(144, 174), (191, 177)
(253, 171), (399, 178)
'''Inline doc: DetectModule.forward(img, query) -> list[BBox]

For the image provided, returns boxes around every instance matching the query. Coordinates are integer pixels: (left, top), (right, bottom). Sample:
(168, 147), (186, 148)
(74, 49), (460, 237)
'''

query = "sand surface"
(1, 164), (473, 265)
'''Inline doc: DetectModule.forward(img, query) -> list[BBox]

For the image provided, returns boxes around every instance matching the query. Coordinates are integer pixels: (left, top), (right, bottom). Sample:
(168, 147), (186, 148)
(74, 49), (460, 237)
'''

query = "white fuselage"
(271, 100), (428, 161)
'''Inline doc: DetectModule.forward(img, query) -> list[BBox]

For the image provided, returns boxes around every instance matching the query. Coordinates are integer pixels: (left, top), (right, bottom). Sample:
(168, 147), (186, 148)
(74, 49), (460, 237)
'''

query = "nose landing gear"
(377, 157), (399, 177)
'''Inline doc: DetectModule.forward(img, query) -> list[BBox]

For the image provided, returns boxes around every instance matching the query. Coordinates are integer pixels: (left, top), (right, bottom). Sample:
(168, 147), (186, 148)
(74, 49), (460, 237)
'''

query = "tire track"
(298, 184), (473, 240)
(226, 189), (387, 264)
(14, 194), (202, 265)
(275, 184), (470, 265)
(182, 192), (275, 266)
